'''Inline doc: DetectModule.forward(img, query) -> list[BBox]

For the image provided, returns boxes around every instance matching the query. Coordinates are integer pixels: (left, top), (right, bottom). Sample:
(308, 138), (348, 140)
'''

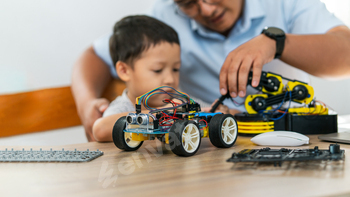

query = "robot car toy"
(112, 86), (238, 157)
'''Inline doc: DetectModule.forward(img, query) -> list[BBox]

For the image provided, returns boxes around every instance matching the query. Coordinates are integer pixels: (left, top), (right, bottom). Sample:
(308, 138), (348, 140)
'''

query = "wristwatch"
(261, 27), (286, 59)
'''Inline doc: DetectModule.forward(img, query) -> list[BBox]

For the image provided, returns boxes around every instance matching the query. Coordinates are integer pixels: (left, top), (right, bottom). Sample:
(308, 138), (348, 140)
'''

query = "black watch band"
(274, 36), (285, 59)
(261, 27), (286, 59)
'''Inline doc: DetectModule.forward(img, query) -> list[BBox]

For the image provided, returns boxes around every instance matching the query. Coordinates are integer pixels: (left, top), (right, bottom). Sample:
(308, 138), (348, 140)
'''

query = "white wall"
(0, 0), (156, 94)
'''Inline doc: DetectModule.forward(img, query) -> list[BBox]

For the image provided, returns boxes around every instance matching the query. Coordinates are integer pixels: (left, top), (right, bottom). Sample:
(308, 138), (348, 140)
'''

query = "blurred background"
(0, 0), (349, 145)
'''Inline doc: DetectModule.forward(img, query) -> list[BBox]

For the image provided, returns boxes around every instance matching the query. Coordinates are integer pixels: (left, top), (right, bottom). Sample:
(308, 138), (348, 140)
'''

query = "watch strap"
(275, 36), (285, 59)
(261, 27), (286, 59)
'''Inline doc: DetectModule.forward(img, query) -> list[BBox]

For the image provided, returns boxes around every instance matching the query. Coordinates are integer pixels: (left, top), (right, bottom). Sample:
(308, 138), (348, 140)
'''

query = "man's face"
(175, 0), (244, 35)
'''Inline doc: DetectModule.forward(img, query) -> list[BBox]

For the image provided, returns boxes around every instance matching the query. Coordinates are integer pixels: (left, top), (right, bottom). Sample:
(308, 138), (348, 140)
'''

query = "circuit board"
(227, 144), (344, 166)
(0, 148), (103, 162)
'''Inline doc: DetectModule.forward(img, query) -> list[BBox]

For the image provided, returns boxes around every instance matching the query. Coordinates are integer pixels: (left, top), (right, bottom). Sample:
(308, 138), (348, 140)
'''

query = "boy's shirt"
(103, 89), (211, 117)
(103, 89), (134, 117)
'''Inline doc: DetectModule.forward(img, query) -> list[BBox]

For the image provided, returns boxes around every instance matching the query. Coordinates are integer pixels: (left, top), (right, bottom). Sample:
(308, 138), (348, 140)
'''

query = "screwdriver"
(209, 93), (231, 112)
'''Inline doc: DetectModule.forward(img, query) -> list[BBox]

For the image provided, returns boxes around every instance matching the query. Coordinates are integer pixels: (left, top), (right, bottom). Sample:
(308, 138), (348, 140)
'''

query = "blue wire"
(140, 86), (192, 110)
(270, 90), (292, 121)
(272, 91), (289, 112)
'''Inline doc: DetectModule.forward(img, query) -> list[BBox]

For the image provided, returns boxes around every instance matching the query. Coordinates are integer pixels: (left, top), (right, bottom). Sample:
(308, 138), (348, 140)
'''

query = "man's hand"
(78, 98), (110, 142)
(219, 34), (276, 98)
(71, 46), (113, 142)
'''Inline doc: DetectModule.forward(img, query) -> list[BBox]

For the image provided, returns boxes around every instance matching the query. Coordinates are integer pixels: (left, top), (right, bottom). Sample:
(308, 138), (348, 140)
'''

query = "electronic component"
(0, 148), (103, 162)
(126, 113), (137, 124)
(227, 144), (344, 166)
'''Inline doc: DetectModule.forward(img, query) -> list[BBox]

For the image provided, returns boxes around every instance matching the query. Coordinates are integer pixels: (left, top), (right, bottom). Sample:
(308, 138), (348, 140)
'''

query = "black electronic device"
(227, 144), (344, 166)
(235, 112), (337, 135)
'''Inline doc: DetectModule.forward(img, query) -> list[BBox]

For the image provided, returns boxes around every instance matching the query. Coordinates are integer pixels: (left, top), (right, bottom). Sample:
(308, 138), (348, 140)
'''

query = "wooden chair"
(0, 80), (125, 138)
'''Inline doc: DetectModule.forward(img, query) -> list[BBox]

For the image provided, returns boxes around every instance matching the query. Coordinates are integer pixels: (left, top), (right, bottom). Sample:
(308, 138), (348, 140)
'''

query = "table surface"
(1, 134), (350, 197)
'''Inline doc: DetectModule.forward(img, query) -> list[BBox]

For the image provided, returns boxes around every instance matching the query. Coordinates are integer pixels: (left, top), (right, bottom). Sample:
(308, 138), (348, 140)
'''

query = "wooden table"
(1, 135), (349, 197)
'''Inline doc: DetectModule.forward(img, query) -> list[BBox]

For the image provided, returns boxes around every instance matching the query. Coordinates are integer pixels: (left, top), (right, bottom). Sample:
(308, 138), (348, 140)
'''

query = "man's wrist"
(259, 34), (277, 59)
(261, 27), (286, 59)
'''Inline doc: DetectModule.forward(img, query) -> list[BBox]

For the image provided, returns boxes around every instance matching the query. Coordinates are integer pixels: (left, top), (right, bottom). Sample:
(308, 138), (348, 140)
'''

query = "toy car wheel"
(209, 114), (238, 148)
(112, 116), (143, 151)
(169, 120), (201, 157)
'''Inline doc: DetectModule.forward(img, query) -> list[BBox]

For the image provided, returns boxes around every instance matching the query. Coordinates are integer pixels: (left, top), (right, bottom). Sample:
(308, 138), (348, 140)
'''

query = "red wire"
(159, 111), (179, 126)
(158, 99), (182, 126)
(199, 119), (208, 129)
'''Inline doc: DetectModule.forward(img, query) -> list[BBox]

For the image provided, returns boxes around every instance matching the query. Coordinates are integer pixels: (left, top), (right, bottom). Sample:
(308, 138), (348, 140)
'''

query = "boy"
(93, 15), (182, 142)
(92, 15), (229, 142)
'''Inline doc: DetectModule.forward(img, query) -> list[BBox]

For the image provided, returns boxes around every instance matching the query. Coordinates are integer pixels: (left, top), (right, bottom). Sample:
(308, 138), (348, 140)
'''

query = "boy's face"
(127, 42), (181, 107)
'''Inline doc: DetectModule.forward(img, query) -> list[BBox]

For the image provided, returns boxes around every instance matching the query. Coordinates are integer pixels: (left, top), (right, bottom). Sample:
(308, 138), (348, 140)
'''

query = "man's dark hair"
(109, 15), (180, 67)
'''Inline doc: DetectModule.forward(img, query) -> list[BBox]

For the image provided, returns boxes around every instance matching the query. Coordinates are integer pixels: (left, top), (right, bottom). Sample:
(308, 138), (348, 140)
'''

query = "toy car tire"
(169, 120), (201, 157)
(112, 116), (143, 151)
(209, 114), (238, 148)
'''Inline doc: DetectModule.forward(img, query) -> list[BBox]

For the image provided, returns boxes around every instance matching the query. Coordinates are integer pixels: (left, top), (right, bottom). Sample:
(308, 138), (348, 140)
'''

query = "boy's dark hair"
(109, 15), (180, 66)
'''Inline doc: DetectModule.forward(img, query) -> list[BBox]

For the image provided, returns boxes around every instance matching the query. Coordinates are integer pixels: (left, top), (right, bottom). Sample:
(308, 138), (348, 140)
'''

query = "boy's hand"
(78, 98), (109, 142)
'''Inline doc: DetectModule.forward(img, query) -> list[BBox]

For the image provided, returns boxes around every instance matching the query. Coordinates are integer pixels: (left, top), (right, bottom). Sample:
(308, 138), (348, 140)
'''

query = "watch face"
(265, 27), (285, 36)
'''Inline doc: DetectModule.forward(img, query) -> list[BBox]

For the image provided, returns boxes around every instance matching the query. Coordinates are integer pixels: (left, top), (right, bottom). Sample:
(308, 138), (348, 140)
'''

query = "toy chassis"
(112, 86), (238, 157)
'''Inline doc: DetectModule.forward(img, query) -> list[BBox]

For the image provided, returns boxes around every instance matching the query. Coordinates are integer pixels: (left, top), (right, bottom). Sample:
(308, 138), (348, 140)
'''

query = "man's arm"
(71, 46), (112, 142)
(219, 26), (350, 98)
(282, 26), (350, 78)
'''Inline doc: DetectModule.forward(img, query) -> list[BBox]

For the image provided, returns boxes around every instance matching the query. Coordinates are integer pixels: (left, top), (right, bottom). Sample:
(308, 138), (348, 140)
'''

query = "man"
(72, 0), (350, 141)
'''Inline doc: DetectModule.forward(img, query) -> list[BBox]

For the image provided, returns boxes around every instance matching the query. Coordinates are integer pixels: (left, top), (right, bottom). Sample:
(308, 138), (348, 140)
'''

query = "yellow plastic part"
(238, 125), (274, 130)
(238, 129), (274, 134)
(238, 121), (274, 126)
(245, 94), (272, 114)
(288, 104), (328, 115)
(287, 81), (314, 105)
(187, 112), (196, 120)
(262, 73), (284, 95)
(237, 121), (274, 134)
(165, 133), (169, 144)
(202, 127), (209, 138)
(131, 133), (149, 141)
